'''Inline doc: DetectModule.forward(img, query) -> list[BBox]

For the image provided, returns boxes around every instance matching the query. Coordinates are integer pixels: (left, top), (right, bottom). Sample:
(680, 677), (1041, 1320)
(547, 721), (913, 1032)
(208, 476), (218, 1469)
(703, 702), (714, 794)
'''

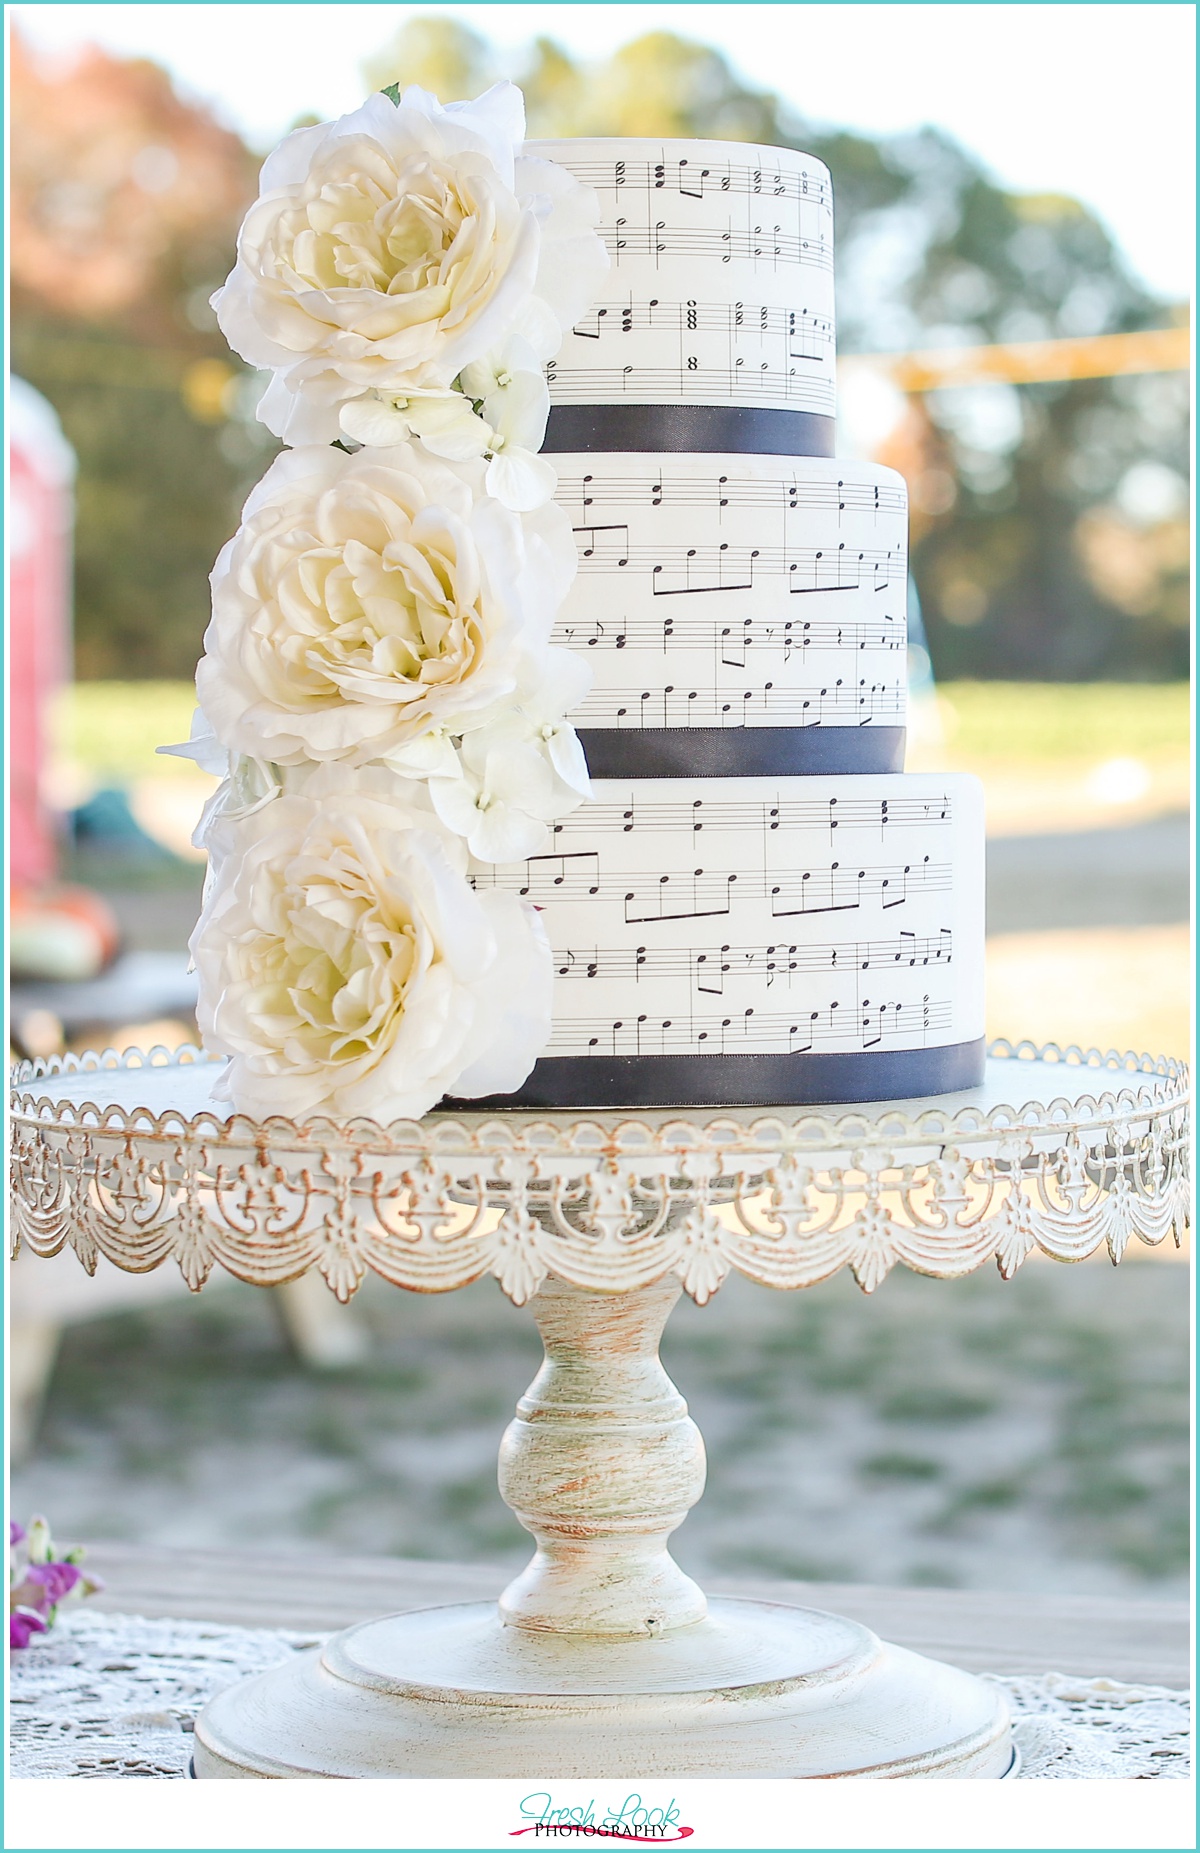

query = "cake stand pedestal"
(10, 1043), (1189, 1780)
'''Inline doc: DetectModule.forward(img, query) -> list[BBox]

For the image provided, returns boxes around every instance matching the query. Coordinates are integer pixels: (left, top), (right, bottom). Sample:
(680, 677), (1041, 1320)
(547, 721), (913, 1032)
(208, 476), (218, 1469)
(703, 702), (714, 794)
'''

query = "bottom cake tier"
(469, 772), (986, 1108)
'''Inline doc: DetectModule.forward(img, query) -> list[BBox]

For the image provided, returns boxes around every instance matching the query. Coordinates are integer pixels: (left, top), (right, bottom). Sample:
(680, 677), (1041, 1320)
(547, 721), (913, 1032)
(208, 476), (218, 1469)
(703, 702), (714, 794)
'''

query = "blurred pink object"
(9, 377), (74, 886)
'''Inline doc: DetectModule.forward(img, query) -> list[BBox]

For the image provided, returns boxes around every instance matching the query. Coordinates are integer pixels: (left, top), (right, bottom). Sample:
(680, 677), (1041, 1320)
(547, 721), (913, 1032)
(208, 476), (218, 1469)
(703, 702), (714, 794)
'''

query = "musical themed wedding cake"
(172, 86), (984, 1121)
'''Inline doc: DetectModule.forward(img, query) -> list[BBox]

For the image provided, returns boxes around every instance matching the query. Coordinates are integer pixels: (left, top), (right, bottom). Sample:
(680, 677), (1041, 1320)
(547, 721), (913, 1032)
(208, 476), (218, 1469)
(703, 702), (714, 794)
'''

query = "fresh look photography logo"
(511, 1792), (694, 1841)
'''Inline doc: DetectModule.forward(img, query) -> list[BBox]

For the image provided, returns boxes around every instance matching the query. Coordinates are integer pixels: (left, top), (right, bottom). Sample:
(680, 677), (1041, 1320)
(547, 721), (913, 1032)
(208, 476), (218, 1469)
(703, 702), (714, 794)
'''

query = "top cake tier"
(530, 139), (836, 455)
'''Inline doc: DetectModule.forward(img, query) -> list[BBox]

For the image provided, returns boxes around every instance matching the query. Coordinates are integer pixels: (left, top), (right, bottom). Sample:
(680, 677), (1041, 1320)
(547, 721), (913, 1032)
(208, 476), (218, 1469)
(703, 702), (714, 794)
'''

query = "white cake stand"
(9, 1041), (1189, 1780)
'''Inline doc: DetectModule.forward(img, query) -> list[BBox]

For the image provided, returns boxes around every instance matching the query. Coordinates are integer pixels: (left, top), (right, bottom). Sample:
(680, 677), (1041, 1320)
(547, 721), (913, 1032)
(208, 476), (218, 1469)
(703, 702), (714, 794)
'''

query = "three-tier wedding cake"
(174, 89), (984, 1119)
(474, 138), (985, 1106)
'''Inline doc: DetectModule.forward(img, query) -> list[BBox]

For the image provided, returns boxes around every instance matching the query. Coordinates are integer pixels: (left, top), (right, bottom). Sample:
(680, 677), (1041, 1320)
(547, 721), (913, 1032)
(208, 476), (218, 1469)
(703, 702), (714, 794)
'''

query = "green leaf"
(380, 82), (401, 105)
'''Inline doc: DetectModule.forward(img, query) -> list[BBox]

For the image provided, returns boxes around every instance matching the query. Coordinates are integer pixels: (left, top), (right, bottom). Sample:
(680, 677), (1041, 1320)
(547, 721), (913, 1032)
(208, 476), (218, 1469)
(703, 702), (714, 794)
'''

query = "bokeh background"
(9, 4), (1192, 1602)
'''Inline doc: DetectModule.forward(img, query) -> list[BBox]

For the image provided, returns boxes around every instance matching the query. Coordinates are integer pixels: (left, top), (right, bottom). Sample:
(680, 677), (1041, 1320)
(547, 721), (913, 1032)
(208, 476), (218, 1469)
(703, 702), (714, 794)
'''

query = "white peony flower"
(213, 83), (607, 446)
(196, 441), (577, 769)
(192, 772), (551, 1120)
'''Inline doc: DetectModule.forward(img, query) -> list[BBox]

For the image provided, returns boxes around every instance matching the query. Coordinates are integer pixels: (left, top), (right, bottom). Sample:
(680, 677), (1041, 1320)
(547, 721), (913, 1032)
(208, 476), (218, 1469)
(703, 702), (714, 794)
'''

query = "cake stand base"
(192, 1597), (1013, 1780)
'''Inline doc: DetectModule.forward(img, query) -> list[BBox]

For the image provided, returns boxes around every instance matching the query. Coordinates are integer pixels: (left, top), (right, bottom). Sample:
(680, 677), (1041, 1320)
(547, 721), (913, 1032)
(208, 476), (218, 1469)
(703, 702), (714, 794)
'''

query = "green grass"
(52, 681), (201, 784)
(938, 681), (1190, 760)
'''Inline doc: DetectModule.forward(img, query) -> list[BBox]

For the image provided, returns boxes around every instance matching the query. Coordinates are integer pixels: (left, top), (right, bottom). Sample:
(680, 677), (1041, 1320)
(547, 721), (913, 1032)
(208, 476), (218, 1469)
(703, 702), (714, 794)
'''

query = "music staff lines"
(570, 298), (833, 354)
(548, 999), (952, 1059)
(577, 683), (904, 729)
(474, 855), (951, 918)
(555, 929), (953, 988)
(557, 471), (906, 520)
(603, 222), (831, 271)
(560, 154), (834, 214)
(558, 613), (903, 655)
(552, 794), (952, 835)
(570, 533), (905, 592)
(547, 364), (835, 410)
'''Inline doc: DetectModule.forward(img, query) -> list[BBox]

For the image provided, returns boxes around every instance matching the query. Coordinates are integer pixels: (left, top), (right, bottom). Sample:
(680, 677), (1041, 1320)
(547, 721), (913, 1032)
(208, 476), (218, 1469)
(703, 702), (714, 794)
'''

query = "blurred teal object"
(71, 787), (175, 863)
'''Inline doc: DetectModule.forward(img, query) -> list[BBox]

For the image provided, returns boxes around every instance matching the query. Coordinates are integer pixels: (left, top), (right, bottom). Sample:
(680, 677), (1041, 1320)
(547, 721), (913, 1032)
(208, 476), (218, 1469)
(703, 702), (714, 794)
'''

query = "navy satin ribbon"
(450, 1039), (987, 1112)
(544, 405), (836, 457)
(579, 726), (905, 779)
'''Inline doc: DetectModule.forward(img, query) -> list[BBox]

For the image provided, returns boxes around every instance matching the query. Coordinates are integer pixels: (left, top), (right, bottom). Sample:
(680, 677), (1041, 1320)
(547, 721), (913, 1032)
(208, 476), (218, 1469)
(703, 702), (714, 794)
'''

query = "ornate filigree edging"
(9, 1043), (1191, 1305)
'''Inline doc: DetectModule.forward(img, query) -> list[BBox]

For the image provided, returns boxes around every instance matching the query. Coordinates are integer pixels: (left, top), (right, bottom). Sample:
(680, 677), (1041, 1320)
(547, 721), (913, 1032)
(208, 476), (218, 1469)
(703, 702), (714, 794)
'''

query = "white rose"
(213, 83), (608, 446)
(192, 773), (551, 1120)
(196, 441), (578, 768)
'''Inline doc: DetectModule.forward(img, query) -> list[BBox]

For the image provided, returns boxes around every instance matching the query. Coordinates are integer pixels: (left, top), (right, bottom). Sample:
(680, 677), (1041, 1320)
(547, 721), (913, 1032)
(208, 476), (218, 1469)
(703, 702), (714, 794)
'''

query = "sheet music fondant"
(472, 773), (984, 1100)
(530, 140), (835, 419)
(551, 454), (908, 735)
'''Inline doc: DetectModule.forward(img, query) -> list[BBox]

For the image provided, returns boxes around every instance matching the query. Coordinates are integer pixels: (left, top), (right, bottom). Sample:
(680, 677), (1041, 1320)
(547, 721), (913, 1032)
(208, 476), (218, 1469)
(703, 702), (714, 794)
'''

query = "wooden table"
(85, 1543), (1189, 1689)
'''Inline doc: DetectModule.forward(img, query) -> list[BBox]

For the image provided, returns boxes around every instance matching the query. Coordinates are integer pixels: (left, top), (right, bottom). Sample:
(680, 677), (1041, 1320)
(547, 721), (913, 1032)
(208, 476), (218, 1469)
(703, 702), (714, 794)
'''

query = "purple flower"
(26, 1561), (82, 1606)
(9, 1516), (101, 1647)
(10, 1607), (48, 1651)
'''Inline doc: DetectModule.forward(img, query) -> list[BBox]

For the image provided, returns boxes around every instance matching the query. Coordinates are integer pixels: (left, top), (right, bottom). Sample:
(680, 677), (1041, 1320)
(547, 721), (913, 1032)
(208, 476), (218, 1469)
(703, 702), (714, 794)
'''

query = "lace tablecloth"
(9, 1611), (1191, 1780)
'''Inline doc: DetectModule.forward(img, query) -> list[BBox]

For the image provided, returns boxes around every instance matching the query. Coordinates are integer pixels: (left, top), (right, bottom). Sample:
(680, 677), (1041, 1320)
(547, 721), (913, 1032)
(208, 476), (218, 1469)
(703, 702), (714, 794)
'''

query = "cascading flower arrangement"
(165, 81), (608, 1120)
(10, 1519), (103, 1650)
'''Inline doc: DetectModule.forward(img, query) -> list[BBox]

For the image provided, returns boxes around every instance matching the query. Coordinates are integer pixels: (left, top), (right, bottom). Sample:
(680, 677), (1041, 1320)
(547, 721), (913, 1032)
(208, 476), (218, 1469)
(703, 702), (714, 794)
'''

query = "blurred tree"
(10, 30), (273, 679)
(570, 32), (785, 143)
(519, 38), (590, 140)
(362, 15), (497, 102)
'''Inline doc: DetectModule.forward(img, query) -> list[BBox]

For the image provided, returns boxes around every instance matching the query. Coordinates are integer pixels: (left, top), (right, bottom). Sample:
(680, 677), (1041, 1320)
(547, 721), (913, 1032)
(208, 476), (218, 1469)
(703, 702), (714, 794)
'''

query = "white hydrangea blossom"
(339, 336), (557, 512)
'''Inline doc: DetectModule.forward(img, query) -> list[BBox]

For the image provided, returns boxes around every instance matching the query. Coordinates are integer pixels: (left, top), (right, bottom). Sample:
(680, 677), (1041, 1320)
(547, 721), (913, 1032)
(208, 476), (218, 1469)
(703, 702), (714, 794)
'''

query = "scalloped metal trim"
(9, 1040), (1189, 1305)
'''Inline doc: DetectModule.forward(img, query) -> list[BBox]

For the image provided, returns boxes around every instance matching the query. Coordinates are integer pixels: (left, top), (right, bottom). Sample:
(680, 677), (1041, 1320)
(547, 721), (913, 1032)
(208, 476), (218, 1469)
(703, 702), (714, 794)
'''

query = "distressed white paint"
(498, 1275), (707, 1635)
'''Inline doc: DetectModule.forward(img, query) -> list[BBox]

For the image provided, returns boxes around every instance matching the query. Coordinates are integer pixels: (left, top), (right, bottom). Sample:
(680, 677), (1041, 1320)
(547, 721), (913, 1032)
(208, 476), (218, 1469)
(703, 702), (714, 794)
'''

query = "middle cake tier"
(470, 772), (986, 1108)
(552, 451), (908, 777)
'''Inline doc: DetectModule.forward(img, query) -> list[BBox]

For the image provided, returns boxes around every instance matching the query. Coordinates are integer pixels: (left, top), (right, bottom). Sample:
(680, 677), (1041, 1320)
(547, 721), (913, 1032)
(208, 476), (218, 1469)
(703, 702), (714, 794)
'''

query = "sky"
(11, 1), (1196, 301)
